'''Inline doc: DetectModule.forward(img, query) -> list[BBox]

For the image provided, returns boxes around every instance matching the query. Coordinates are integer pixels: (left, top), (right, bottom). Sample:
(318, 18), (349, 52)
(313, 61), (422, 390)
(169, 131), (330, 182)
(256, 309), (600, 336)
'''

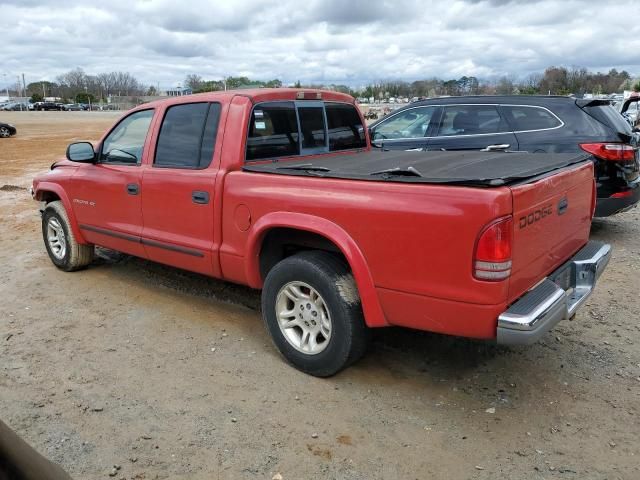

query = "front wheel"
(261, 251), (369, 377)
(42, 201), (94, 271)
(0, 126), (11, 138)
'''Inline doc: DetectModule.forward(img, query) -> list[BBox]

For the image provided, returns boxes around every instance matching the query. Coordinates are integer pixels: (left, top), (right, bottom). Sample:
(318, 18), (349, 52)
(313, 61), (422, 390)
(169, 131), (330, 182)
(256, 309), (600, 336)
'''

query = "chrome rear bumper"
(497, 241), (611, 345)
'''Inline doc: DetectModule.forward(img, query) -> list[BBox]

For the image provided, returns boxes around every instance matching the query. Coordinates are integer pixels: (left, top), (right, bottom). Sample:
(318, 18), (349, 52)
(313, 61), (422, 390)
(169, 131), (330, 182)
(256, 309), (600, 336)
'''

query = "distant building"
(165, 87), (193, 97)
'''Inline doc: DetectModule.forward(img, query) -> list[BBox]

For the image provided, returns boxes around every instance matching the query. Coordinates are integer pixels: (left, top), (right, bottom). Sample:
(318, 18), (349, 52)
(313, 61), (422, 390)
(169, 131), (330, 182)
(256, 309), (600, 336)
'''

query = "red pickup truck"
(32, 89), (611, 376)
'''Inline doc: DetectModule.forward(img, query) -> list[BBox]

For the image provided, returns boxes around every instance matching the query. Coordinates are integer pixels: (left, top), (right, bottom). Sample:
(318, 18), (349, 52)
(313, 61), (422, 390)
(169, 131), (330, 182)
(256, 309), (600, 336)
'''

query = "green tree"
(634, 81), (640, 92)
(30, 93), (43, 103)
(75, 92), (96, 104)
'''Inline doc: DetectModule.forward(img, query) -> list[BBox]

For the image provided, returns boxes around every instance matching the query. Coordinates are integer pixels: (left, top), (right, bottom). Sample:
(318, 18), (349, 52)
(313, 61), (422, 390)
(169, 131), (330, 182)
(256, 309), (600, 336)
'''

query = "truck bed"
(243, 150), (590, 186)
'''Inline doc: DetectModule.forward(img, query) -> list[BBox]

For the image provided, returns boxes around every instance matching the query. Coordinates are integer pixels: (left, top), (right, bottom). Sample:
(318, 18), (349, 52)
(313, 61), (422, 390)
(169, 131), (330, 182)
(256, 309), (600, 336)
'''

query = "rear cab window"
(501, 105), (562, 131)
(245, 101), (365, 161)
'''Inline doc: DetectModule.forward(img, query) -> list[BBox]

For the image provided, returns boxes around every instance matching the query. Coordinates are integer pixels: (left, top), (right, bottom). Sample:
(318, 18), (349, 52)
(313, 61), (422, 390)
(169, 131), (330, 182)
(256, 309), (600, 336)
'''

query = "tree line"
(15, 65), (640, 105)
(335, 67), (637, 99)
(183, 66), (638, 99)
(25, 68), (147, 103)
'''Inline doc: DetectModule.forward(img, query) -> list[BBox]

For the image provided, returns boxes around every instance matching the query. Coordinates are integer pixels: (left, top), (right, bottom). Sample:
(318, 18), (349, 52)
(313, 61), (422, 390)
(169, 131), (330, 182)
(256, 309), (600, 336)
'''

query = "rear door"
(427, 104), (518, 152)
(140, 102), (222, 276)
(369, 105), (439, 150)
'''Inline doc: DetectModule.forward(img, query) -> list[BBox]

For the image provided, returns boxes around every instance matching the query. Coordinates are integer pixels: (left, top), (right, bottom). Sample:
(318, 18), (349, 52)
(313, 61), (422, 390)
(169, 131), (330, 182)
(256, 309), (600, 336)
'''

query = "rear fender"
(245, 212), (388, 327)
(34, 182), (88, 244)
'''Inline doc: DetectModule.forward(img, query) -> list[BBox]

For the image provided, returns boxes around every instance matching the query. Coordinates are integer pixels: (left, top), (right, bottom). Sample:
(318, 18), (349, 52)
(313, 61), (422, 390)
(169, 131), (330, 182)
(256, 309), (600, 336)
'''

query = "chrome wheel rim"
(47, 217), (66, 259)
(0, 127), (9, 138)
(275, 281), (332, 355)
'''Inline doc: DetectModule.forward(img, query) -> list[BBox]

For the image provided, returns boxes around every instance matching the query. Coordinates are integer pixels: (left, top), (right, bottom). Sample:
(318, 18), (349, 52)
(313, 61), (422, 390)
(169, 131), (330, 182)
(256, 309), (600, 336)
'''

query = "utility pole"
(42, 82), (46, 99)
(2, 74), (8, 100)
(16, 75), (22, 110)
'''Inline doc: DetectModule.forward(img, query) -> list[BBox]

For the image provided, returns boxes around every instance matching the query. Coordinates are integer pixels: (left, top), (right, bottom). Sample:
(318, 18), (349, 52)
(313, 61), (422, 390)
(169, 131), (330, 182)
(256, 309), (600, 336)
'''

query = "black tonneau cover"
(243, 150), (590, 187)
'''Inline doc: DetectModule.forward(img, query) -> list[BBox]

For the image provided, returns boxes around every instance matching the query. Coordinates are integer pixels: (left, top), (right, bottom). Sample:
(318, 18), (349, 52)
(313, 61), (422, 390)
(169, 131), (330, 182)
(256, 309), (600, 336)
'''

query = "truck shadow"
(93, 247), (514, 380)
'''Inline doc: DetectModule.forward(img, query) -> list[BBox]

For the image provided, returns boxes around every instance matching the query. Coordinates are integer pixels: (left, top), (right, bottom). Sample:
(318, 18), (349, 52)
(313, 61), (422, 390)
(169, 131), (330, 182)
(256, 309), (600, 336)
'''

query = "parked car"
(617, 94), (640, 128)
(1, 102), (28, 111)
(0, 122), (17, 138)
(64, 103), (84, 111)
(33, 101), (65, 111)
(32, 89), (610, 376)
(369, 95), (640, 217)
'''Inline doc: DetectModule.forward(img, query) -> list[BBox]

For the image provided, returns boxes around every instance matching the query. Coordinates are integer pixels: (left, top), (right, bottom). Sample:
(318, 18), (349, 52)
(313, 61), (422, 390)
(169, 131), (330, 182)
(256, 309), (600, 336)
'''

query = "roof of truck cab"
(136, 88), (355, 110)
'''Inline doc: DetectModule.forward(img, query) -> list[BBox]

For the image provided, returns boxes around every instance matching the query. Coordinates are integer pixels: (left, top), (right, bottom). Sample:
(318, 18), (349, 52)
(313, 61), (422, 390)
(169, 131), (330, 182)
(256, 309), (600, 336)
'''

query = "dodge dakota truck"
(32, 89), (611, 376)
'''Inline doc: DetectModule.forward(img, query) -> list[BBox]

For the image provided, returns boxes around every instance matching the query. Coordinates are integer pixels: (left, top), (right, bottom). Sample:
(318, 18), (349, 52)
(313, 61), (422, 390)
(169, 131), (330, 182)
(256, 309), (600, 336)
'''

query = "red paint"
(580, 142), (636, 161)
(32, 89), (595, 340)
(610, 190), (633, 198)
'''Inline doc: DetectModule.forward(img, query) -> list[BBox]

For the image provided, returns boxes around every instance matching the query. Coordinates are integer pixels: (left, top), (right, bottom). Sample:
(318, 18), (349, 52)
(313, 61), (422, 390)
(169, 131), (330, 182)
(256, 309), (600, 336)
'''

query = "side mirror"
(66, 142), (95, 162)
(369, 129), (387, 148)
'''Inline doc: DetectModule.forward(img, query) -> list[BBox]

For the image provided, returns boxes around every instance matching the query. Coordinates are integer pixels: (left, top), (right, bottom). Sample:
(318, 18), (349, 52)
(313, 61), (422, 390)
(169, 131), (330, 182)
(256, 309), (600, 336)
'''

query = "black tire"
(42, 201), (94, 271)
(261, 251), (370, 377)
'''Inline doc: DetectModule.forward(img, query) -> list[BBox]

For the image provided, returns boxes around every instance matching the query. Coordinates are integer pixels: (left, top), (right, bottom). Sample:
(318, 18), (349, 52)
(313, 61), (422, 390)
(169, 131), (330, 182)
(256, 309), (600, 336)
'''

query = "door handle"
(481, 144), (510, 151)
(126, 183), (139, 195)
(191, 191), (209, 204)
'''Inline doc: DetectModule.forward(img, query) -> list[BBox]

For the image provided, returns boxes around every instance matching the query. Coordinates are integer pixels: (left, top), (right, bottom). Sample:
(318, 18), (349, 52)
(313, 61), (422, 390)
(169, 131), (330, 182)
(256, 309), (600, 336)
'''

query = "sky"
(1, 0), (639, 90)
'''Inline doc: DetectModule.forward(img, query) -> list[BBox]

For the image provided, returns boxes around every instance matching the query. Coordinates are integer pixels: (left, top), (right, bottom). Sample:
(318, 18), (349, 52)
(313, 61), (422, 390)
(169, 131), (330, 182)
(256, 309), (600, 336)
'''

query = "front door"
(140, 102), (222, 276)
(426, 104), (518, 152)
(69, 109), (155, 257)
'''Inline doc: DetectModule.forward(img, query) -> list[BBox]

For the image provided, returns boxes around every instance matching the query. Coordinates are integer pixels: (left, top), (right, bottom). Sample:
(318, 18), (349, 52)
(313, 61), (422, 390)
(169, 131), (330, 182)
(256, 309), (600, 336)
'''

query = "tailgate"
(508, 161), (594, 303)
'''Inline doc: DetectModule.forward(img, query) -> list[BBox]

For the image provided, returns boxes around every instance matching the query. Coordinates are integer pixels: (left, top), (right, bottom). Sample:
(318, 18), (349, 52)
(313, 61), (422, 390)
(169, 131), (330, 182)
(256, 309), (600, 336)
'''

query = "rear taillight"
(590, 179), (597, 218)
(611, 190), (633, 198)
(580, 142), (635, 161)
(474, 216), (513, 281)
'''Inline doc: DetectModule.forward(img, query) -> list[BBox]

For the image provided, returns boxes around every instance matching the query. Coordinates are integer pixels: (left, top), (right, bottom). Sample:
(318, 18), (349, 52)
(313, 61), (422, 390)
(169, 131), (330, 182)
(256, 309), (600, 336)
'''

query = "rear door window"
(154, 102), (221, 168)
(437, 105), (507, 136)
(246, 102), (299, 161)
(501, 105), (562, 131)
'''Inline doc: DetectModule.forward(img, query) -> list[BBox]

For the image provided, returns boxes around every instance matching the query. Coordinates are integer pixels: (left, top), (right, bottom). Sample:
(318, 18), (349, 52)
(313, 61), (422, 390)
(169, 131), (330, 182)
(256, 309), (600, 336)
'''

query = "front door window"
(100, 109), (154, 165)
(372, 106), (437, 141)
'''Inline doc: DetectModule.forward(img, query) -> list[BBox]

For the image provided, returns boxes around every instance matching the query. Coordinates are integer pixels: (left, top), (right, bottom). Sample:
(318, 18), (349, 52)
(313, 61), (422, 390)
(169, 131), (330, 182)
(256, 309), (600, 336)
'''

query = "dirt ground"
(0, 111), (639, 480)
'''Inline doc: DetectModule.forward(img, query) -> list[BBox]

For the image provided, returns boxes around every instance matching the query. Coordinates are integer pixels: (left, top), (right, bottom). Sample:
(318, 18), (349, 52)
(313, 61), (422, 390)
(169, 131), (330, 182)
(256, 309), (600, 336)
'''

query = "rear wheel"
(0, 127), (10, 138)
(42, 201), (94, 271)
(261, 251), (369, 377)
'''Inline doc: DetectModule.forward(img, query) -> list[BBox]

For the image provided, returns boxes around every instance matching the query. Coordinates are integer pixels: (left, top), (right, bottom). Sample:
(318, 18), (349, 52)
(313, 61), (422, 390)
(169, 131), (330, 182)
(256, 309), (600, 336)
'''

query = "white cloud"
(1, 0), (639, 89)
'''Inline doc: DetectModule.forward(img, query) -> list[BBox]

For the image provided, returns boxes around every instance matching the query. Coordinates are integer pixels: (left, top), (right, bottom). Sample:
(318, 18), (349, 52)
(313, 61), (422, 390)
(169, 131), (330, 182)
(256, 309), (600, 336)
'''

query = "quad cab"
(32, 89), (611, 376)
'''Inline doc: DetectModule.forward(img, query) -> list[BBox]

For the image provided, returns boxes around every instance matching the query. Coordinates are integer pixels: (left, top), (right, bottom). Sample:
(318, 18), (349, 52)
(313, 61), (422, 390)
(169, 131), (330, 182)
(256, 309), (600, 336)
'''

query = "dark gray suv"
(368, 96), (639, 217)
